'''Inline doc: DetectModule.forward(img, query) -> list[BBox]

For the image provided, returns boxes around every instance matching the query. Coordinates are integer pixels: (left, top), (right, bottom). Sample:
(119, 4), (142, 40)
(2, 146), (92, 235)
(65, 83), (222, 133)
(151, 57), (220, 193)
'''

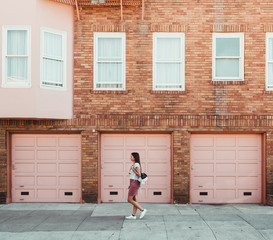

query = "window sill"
(210, 80), (247, 86)
(263, 90), (273, 95)
(150, 90), (187, 95)
(90, 90), (131, 94)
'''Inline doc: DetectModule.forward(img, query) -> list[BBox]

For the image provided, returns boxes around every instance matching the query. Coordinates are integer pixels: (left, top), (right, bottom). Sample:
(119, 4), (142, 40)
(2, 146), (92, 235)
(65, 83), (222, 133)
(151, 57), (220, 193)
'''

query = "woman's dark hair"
(131, 152), (141, 166)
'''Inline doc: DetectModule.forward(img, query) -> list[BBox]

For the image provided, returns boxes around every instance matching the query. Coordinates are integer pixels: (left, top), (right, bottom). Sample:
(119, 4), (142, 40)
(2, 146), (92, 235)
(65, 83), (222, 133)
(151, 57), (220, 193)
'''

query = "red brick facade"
(1, 0), (273, 204)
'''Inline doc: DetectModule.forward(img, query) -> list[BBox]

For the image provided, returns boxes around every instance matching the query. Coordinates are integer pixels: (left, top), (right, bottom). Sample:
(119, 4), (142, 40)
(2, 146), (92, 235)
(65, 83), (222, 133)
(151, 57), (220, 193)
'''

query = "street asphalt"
(0, 203), (273, 240)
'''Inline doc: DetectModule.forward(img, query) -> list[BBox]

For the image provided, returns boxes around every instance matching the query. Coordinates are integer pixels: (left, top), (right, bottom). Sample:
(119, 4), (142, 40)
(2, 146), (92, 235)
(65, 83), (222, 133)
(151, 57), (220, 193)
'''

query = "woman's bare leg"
(128, 195), (144, 214)
(132, 196), (138, 216)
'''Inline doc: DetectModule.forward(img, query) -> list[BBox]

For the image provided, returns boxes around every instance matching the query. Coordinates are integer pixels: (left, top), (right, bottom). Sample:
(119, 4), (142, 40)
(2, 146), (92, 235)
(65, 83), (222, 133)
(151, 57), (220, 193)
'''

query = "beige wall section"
(0, 0), (74, 119)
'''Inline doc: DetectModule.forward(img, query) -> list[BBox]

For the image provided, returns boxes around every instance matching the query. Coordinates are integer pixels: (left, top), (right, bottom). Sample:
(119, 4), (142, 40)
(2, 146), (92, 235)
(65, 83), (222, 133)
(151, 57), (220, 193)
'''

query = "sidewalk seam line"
(237, 214), (267, 240)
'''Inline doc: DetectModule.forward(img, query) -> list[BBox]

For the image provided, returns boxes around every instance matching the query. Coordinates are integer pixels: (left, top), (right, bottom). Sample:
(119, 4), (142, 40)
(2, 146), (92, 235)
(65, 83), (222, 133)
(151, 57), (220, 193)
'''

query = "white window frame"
(40, 28), (67, 90)
(266, 33), (273, 90)
(212, 33), (244, 81)
(153, 32), (185, 91)
(93, 32), (126, 90)
(2, 25), (31, 88)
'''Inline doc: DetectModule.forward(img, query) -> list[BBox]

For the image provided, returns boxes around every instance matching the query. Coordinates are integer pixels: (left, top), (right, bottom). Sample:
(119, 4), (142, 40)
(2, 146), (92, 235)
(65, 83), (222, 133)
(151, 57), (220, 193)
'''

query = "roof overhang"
(48, 0), (141, 6)
(48, 0), (144, 21)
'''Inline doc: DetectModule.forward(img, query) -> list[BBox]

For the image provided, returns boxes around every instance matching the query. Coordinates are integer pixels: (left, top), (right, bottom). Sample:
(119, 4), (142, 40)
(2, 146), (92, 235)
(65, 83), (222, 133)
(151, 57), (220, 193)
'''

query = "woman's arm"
(131, 165), (141, 177)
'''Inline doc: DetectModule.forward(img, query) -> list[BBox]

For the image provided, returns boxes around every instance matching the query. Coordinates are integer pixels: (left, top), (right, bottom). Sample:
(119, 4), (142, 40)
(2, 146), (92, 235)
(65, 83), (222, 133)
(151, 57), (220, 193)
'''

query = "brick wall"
(73, 1), (273, 117)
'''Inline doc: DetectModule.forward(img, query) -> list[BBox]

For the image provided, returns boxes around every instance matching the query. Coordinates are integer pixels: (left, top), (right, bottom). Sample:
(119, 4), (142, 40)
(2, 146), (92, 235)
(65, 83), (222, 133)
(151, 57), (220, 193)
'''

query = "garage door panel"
(14, 189), (35, 201)
(103, 162), (124, 172)
(14, 137), (35, 147)
(215, 136), (236, 147)
(147, 188), (169, 202)
(103, 149), (124, 160)
(191, 190), (214, 203)
(58, 137), (81, 147)
(191, 177), (214, 188)
(147, 136), (170, 147)
(191, 134), (261, 204)
(238, 176), (260, 187)
(148, 175), (169, 186)
(12, 134), (81, 203)
(36, 164), (57, 173)
(59, 176), (80, 187)
(238, 150), (260, 161)
(14, 150), (35, 161)
(216, 164), (236, 174)
(238, 189), (260, 203)
(215, 190), (236, 202)
(59, 163), (79, 173)
(238, 136), (259, 147)
(126, 136), (146, 147)
(16, 164), (35, 173)
(192, 150), (214, 161)
(103, 136), (124, 147)
(37, 176), (57, 186)
(238, 163), (260, 174)
(215, 150), (236, 161)
(37, 150), (57, 160)
(59, 150), (80, 161)
(59, 189), (80, 202)
(103, 188), (125, 202)
(147, 162), (169, 173)
(216, 177), (236, 188)
(15, 176), (35, 187)
(138, 190), (147, 202)
(37, 137), (58, 147)
(103, 175), (124, 187)
(101, 134), (171, 203)
(191, 136), (214, 147)
(37, 189), (57, 200)
(194, 164), (214, 174)
(147, 149), (170, 161)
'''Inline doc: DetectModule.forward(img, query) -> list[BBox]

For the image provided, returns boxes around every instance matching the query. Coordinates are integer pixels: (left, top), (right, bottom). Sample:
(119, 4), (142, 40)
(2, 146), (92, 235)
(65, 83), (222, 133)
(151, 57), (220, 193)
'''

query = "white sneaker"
(139, 209), (147, 219)
(125, 215), (136, 220)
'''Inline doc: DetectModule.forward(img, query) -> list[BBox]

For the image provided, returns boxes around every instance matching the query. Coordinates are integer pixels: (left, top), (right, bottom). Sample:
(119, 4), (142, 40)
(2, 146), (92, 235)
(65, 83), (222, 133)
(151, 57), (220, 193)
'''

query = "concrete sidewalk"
(0, 203), (273, 240)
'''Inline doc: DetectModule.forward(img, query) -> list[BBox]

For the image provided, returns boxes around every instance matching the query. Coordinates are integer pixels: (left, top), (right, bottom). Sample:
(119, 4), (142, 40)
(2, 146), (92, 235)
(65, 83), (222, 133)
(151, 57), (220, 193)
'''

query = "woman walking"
(126, 152), (147, 220)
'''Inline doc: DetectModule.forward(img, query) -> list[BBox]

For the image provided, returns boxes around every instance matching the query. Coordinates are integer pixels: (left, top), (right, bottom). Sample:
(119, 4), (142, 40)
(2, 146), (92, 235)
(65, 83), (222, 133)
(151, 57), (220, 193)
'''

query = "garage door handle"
(12, 164), (15, 170)
(191, 165), (194, 170)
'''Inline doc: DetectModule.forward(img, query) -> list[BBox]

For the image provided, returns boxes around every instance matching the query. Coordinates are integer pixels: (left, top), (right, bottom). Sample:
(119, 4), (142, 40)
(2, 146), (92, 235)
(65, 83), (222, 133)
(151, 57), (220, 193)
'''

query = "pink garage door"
(101, 134), (171, 203)
(12, 134), (81, 202)
(191, 134), (262, 204)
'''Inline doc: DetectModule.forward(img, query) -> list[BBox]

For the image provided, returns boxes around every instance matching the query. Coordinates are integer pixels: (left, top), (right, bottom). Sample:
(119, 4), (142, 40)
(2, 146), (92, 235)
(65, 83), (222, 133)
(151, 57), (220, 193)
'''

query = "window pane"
(44, 32), (63, 59)
(98, 63), (122, 83)
(268, 63), (273, 86)
(156, 38), (181, 61)
(43, 58), (63, 84)
(216, 59), (239, 78)
(7, 57), (28, 83)
(216, 38), (240, 57)
(98, 38), (122, 61)
(269, 38), (273, 61)
(156, 63), (181, 86)
(7, 30), (27, 55)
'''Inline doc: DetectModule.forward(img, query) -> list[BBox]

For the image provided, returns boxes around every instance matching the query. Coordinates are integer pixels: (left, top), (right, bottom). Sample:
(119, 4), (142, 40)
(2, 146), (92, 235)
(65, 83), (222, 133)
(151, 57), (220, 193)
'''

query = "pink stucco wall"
(0, 0), (74, 119)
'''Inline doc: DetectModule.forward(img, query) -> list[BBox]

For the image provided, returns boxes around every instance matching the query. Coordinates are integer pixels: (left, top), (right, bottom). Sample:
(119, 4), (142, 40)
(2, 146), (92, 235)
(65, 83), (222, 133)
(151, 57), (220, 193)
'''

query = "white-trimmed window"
(213, 33), (244, 81)
(41, 28), (67, 89)
(94, 32), (126, 90)
(153, 33), (185, 90)
(266, 33), (273, 90)
(2, 26), (31, 88)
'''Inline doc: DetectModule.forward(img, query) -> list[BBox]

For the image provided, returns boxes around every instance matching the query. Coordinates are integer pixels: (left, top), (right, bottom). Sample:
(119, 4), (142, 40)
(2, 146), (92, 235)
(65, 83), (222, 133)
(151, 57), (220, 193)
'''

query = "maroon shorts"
(128, 179), (140, 196)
